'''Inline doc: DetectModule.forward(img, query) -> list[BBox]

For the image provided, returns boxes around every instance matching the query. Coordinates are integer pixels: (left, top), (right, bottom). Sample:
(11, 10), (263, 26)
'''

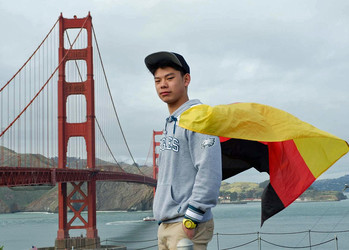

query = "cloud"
(1, 0), (348, 182)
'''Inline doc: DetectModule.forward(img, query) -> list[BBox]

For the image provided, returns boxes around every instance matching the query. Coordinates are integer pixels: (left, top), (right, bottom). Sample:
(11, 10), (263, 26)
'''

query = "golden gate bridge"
(0, 13), (160, 249)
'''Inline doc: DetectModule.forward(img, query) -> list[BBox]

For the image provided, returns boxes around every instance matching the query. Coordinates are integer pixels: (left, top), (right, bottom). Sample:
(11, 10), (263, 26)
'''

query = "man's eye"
(167, 77), (174, 80)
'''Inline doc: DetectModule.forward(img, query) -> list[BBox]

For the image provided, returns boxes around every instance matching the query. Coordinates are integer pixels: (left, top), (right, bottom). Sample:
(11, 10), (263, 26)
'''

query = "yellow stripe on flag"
(294, 137), (349, 178)
(178, 103), (344, 142)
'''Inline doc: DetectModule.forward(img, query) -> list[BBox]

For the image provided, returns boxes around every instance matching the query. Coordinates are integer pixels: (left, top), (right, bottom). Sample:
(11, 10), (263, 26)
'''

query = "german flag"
(178, 103), (349, 225)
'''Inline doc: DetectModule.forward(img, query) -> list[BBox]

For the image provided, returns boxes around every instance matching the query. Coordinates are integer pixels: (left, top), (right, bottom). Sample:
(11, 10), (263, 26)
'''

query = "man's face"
(154, 67), (190, 106)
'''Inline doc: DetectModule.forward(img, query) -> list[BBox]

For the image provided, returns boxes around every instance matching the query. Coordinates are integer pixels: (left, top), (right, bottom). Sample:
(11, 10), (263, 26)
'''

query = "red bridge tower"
(56, 13), (99, 248)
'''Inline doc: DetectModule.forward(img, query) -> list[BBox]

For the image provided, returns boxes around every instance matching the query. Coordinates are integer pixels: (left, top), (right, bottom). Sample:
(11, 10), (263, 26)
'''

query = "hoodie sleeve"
(184, 131), (222, 223)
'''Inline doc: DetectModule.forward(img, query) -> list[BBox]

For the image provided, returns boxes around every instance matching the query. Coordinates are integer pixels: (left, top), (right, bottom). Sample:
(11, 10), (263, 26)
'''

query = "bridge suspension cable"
(64, 31), (124, 172)
(0, 17), (88, 169)
(0, 15), (151, 179)
(64, 25), (146, 175)
(0, 18), (88, 138)
(92, 25), (146, 175)
(0, 18), (59, 94)
(0, 17), (60, 167)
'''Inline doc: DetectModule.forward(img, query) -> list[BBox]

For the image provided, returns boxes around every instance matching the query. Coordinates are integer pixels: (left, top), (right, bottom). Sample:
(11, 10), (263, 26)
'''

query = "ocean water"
(1, 199), (349, 250)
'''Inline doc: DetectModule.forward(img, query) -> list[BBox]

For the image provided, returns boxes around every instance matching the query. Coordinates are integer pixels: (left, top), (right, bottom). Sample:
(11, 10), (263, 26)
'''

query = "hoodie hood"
(164, 99), (201, 135)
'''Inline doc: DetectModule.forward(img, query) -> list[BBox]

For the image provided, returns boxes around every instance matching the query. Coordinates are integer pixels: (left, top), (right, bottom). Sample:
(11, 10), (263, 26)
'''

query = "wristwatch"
(183, 218), (197, 229)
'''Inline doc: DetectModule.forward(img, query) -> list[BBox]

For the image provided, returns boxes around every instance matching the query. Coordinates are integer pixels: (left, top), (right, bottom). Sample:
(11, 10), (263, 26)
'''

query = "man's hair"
(148, 59), (186, 76)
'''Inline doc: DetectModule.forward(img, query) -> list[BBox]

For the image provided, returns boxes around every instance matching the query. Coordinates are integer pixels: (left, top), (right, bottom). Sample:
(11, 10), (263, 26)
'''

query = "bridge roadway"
(0, 166), (157, 187)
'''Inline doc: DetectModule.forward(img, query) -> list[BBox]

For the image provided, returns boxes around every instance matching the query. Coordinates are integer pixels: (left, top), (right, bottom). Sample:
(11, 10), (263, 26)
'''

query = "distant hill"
(0, 166), (154, 213)
(1, 146), (348, 213)
(0, 146), (154, 213)
(311, 175), (349, 191)
(219, 176), (348, 203)
(220, 182), (263, 201)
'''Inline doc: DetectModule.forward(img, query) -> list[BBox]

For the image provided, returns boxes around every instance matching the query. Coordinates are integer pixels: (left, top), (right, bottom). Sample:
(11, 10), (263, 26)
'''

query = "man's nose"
(160, 80), (168, 88)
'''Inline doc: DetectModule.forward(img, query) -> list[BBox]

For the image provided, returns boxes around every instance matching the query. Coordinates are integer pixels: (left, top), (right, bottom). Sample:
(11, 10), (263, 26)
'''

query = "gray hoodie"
(153, 99), (222, 224)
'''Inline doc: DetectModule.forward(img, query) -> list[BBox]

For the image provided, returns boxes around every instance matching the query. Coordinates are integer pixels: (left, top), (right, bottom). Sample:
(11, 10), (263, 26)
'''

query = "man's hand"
(182, 223), (196, 239)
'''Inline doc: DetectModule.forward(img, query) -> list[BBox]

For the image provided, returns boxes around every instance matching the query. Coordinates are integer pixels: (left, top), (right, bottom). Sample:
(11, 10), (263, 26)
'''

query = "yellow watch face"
(183, 219), (196, 229)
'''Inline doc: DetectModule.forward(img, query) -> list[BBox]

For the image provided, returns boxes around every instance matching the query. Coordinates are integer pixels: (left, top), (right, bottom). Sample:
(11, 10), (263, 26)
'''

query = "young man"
(144, 51), (222, 249)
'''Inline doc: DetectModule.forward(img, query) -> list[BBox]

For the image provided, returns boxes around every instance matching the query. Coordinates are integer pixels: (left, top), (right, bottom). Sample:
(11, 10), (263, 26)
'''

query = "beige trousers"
(158, 219), (214, 250)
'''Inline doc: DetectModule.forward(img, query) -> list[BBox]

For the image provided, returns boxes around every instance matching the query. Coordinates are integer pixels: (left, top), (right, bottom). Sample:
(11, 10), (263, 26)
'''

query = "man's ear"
(184, 73), (191, 87)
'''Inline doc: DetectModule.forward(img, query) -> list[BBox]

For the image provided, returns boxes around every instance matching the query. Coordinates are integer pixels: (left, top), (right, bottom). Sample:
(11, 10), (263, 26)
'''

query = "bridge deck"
(0, 167), (157, 187)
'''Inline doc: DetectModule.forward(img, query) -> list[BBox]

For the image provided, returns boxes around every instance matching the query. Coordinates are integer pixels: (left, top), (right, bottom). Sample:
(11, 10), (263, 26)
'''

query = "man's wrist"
(185, 204), (205, 223)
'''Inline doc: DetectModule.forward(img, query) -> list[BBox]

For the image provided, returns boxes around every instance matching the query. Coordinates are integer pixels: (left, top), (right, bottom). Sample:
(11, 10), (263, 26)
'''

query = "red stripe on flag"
(220, 137), (231, 142)
(268, 140), (316, 207)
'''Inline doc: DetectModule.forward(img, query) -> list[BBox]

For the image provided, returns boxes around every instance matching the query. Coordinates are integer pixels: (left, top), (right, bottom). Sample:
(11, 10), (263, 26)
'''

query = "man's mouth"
(160, 91), (170, 96)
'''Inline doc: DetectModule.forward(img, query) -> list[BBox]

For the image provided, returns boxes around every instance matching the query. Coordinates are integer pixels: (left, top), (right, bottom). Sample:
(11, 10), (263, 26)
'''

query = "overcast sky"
(1, 0), (348, 183)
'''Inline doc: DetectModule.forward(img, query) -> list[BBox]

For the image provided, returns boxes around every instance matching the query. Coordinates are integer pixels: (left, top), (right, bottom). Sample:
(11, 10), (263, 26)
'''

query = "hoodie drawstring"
(165, 115), (178, 135)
